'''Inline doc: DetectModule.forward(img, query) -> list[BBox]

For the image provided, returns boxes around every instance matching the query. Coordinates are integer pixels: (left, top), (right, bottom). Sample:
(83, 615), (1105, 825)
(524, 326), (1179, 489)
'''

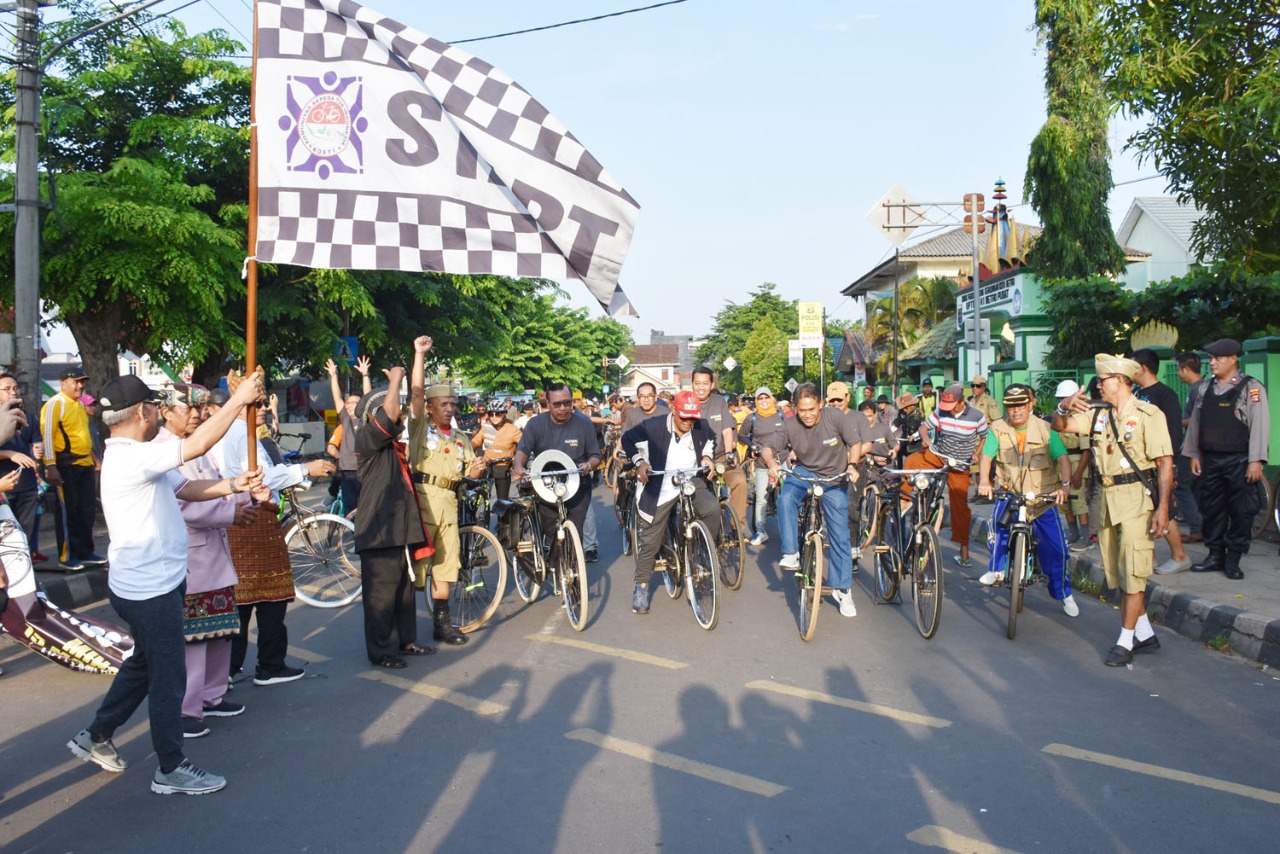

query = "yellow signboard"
(798, 301), (824, 348)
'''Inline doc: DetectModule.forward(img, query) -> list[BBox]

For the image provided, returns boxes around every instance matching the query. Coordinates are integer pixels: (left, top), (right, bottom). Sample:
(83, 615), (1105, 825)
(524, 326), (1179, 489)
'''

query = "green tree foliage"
(1024, 0), (1127, 278)
(0, 10), (251, 382)
(695, 283), (849, 393)
(1041, 276), (1130, 368)
(1128, 265), (1280, 349)
(1101, 2), (1280, 273)
(865, 276), (957, 380)
(740, 316), (788, 397)
(451, 286), (633, 394)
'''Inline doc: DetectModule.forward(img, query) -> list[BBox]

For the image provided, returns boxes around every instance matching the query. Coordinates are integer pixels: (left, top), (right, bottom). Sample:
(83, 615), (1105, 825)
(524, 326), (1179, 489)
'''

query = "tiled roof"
(900, 316), (958, 361)
(1116, 195), (1206, 248)
(897, 223), (1042, 258)
(628, 344), (679, 366)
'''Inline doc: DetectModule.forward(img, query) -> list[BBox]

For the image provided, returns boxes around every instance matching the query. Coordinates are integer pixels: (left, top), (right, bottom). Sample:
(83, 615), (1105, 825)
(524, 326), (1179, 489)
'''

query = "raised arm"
(409, 335), (432, 419)
(355, 355), (372, 395)
(325, 358), (343, 416)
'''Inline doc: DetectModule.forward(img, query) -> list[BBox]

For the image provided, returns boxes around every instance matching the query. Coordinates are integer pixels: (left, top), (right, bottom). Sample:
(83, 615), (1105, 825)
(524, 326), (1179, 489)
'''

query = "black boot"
(1192, 549), (1225, 573)
(1224, 551), (1245, 580)
(432, 600), (468, 645)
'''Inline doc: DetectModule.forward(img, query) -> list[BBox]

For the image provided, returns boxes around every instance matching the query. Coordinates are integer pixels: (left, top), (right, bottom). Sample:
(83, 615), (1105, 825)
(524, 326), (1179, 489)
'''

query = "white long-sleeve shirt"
(210, 420), (306, 500)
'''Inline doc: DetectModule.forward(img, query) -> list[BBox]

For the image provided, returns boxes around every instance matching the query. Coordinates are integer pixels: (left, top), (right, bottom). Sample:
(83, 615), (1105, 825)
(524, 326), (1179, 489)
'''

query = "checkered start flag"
(254, 0), (640, 316)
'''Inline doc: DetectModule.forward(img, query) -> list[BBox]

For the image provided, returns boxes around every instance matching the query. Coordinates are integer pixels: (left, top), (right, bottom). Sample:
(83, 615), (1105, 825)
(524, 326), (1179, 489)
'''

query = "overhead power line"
(451, 0), (690, 44)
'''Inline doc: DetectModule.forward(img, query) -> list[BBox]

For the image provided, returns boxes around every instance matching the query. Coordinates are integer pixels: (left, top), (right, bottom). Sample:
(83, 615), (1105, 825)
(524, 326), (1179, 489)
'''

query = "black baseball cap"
(59, 366), (89, 380)
(98, 375), (162, 412)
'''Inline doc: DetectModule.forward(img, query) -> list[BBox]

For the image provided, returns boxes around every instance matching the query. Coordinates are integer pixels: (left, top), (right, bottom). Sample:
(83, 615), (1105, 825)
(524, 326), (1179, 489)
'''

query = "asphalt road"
(3, 490), (1279, 853)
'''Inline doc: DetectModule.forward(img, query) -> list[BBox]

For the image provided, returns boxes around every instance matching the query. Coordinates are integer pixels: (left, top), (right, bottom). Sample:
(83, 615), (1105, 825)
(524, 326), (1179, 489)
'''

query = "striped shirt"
(924, 403), (988, 468)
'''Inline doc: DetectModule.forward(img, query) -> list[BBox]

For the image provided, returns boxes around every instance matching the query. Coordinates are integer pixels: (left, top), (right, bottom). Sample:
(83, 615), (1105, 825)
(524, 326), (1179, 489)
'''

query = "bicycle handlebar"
(779, 466), (848, 485)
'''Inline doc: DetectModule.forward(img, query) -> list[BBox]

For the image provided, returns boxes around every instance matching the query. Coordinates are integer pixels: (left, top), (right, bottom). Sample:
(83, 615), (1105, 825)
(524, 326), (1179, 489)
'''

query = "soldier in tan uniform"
(409, 336), (485, 646)
(1053, 354), (1172, 667)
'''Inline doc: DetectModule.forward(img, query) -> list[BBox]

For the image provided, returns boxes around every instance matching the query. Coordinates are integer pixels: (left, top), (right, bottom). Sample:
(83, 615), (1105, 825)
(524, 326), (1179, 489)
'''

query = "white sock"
(1117, 628), (1135, 650)
(1135, 614), (1155, 641)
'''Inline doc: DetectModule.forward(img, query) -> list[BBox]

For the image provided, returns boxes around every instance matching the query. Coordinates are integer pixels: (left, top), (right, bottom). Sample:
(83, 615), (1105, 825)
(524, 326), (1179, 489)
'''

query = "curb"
(968, 514), (1280, 667)
(35, 567), (110, 611)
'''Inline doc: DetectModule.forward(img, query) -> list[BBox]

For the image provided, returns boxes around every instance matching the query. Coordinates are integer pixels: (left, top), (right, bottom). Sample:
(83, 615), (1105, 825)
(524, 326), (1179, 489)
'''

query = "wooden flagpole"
(244, 0), (261, 471)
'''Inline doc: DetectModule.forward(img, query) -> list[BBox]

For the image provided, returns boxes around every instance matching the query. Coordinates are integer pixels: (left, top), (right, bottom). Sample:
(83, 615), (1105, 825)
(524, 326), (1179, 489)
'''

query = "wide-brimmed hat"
(896, 392), (918, 409)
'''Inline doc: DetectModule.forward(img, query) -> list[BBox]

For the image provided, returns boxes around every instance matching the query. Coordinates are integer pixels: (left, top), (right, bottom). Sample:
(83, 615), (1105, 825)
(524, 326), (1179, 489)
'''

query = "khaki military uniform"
(989, 416), (1056, 494)
(970, 392), (1002, 425)
(408, 415), (476, 586)
(1064, 397), (1171, 593)
(1057, 428), (1092, 516)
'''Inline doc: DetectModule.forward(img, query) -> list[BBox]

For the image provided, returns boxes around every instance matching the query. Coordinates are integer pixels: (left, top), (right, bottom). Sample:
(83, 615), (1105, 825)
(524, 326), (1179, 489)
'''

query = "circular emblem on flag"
(299, 93), (351, 158)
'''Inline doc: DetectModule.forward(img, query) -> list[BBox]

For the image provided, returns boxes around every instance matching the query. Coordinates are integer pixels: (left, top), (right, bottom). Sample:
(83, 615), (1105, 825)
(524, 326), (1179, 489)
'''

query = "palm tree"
(866, 276), (958, 380)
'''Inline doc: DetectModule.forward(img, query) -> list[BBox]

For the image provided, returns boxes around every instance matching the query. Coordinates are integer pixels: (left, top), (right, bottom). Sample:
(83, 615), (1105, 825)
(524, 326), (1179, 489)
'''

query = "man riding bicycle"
(512, 383), (601, 563)
(760, 383), (864, 618)
(976, 383), (1079, 618)
(621, 391), (720, 615)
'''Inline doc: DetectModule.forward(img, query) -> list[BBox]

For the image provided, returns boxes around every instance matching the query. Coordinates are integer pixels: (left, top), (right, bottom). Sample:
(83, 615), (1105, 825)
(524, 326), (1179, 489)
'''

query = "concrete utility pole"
(8, 0), (170, 405)
(11, 0), (44, 407)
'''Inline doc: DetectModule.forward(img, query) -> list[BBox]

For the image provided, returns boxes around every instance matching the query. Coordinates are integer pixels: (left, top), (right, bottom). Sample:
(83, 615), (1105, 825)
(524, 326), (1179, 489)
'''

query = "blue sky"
(48, 0), (1162, 348)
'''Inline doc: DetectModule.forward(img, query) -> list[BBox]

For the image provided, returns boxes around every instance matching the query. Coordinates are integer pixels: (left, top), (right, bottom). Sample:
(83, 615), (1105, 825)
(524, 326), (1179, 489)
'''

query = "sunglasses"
(972, 383), (985, 388)
(254, 401), (270, 409)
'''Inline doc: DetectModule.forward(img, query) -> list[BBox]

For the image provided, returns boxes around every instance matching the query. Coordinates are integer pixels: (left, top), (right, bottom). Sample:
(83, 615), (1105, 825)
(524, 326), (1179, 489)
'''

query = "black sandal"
(374, 655), (407, 669)
(399, 645), (435, 660)
(401, 643), (435, 656)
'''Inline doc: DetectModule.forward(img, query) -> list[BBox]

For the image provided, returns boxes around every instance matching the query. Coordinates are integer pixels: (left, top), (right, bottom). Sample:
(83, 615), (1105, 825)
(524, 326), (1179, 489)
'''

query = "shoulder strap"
(1106, 410), (1158, 500)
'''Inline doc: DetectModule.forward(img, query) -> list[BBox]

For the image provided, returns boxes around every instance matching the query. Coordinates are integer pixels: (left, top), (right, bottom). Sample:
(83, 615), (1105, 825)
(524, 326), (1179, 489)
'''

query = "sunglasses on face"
(972, 383), (985, 388)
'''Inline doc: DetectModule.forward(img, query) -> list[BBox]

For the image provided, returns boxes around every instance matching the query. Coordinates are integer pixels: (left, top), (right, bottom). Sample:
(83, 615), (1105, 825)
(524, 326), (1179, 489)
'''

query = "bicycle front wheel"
(286, 514), (361, 608)
(513, 511), (544, 604)
(558, 522), (589, 632)
(912, 525), (943, 639)
(856, 483), (880, 551)
(798, 532), (823, 642)
(661, 520), (683, 600)
(1007, 530), (1027, 640)
(451, 525), (508, 632)
(874, 509), (901, 602)
(685, 520), (719, 630)
(718, 501), (744, 591)
(603, 456), (619, 490)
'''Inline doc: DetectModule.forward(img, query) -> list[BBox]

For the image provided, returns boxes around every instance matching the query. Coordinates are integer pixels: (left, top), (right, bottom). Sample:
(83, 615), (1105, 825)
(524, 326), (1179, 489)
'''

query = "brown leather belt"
(1099, 470), (1147, 488)
(412, 472), (459, 491)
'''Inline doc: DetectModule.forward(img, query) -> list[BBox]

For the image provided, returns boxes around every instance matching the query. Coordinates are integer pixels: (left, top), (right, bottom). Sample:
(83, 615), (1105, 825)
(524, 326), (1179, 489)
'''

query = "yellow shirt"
(41, 391), (95, 467)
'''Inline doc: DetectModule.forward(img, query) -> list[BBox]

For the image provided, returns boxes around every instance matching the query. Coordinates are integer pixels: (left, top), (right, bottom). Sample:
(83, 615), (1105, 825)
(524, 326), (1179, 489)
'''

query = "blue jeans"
(777, 466), (853, 591)
(988, 498), (1071, 600)
(89, 583), (187, 773)
(583, 503), (598, 552)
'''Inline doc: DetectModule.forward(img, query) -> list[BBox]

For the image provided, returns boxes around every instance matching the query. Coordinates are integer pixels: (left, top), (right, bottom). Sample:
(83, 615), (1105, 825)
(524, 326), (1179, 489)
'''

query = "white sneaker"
(851, 546), (862, 561)
(832, 588), (857, 617)
(151, 759), (226, 795)
(1156, 556), (1192, 575)
(749, 531), (769, 547)
(778, 553), (799, 569)
(978, 569), (1004, 586)
(1062, 595), (1080, 618)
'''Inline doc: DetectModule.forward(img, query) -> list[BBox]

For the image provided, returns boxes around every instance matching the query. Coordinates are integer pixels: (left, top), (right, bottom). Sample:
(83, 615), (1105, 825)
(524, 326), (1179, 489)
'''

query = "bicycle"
(508, 468), (590, 631)
(612, 458), (639, 557)
(448, 475), (508, 633)
(853, 439), (909, 552)
(647, 467), (721, 630)
(990, 490), (1059, 640)
(602, 425), (623, 490)
(1247, 470), (1276, 540)
(780, 465), (848, 642)
(870, 459), (951, 639)
(279, 481), (362, 608)
(713, 460), (745, 590)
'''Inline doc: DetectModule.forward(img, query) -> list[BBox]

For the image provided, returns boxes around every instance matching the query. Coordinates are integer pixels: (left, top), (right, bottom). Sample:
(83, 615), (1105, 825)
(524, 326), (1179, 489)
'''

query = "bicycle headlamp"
(813, 484), (825, 498)
(681, 480), (696, 496)
(913, 473), (931, 491)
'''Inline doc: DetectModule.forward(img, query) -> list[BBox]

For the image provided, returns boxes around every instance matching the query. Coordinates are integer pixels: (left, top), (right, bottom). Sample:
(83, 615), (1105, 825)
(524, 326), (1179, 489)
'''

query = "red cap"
(673, 390), (702, 419)
(937, 384), (964, 412)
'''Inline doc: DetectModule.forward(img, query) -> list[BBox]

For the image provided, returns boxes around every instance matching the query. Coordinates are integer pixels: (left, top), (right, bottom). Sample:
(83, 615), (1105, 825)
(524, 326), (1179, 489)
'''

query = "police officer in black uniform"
(1182, 338), (1271, 580)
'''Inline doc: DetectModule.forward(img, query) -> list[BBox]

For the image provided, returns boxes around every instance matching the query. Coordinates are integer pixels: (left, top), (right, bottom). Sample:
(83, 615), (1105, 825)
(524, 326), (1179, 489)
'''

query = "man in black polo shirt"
(691, 366), (747, 531)
(1130, 349), (1195, 575)
(513, 383), (601, 558)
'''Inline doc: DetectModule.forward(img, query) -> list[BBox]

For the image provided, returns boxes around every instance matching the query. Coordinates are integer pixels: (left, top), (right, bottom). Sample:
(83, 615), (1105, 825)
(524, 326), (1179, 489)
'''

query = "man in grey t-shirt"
(761, 383), (864, 617)
(692, 366), (747, 531)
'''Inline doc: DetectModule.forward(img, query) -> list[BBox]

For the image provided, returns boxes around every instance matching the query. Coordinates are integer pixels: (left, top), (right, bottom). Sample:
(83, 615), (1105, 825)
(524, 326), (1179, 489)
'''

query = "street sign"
(788, 339), (803, 367)
(963, 213), (986, 234)
(335, 336), (358, 365)
(798, 301), (824, 348)
(963, 318), (992, 349)
(866, 182), (926, 247)
(614, 354), (630, 370)
(963, 193), (985, 212)
(784, 377), (799, 393)
(723, 356), (737, 371)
